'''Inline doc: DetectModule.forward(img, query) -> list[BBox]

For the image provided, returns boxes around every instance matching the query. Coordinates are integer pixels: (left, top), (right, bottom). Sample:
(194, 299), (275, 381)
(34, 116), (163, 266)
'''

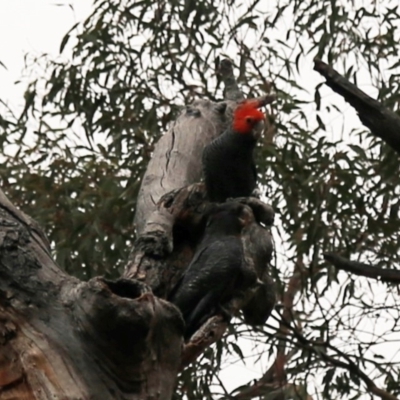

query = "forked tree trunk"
(0, 187), (183, 399)
(0, 59), (276, 399)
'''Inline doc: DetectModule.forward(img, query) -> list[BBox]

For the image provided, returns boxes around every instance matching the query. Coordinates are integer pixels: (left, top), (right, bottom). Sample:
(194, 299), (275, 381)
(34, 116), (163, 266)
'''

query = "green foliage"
(1, 0), (400, 398)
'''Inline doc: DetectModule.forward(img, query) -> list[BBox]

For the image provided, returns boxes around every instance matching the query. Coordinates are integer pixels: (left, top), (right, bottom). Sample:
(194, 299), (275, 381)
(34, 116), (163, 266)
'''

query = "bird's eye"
(246, 117), (254, 125)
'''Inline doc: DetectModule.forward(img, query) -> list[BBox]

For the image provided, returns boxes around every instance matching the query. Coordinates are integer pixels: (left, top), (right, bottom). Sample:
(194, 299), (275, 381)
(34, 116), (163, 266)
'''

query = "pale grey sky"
(0, 0), (92, 109)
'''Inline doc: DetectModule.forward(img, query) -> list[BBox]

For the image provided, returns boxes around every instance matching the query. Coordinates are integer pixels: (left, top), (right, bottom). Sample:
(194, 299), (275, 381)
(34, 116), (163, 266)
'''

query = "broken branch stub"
(218, 58), (245, 101)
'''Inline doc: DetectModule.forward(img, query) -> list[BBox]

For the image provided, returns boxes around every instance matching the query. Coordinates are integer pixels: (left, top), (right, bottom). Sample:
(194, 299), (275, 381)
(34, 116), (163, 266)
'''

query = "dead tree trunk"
(0, 187), (183, 399)
(0, 59), (276, 399)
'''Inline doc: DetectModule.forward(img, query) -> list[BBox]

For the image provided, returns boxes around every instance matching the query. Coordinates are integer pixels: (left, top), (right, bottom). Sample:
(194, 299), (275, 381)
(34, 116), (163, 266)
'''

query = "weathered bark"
(126, 182), (209, 297)
(133, 99), (230, 238)
(0, 190), (183, 400)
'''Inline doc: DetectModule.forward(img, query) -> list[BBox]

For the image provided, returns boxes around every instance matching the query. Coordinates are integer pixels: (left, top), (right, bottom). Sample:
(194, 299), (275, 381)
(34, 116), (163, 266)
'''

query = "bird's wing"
(170, 238), (243, 315)
(167, 245), (209, 301)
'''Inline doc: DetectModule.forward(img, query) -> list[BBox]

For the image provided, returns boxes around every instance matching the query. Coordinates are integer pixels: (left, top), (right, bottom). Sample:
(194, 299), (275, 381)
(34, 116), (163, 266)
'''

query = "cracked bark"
(0, 187), (183, 400)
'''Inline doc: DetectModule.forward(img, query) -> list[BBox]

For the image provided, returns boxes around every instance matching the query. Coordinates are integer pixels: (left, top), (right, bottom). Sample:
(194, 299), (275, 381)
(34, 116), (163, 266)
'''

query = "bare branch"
(280, 314), (398, 400)
(314, 58), (400, 155)
(180, 315), (228, 369)
(324, 252), (400, 283)
(218, 58), (245, 101)
(231, 382), (314, 400)
(133, 99), (229, 237)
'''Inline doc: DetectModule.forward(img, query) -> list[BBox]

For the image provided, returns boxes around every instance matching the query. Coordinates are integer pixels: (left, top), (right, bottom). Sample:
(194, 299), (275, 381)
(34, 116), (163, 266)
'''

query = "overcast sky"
(0, 0), (92, 109)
